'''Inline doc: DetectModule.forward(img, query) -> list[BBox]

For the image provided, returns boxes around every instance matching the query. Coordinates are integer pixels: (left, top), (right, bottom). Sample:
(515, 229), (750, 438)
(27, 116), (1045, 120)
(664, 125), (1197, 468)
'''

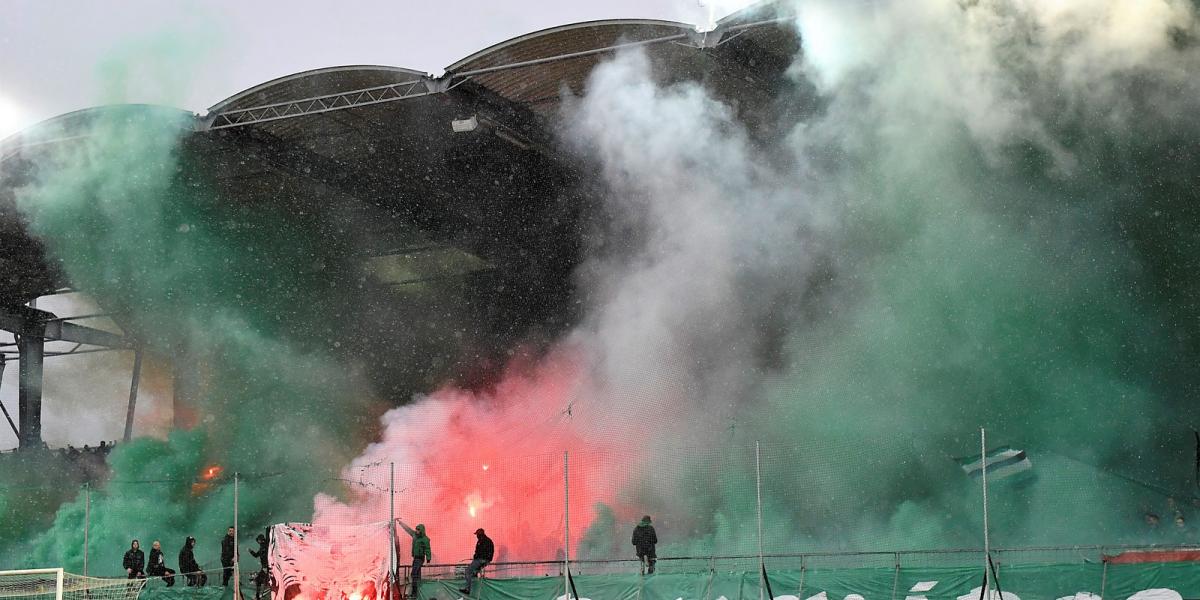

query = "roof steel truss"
(206, 78), (448, 130)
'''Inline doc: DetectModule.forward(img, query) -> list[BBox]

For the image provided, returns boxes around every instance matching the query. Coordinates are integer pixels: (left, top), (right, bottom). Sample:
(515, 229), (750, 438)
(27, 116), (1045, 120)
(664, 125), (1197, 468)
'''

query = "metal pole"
(1100, 555), (1109, 600)
(123, 348), (143, 442)
(235, 472), (241, 600)
(890, 552), (901, 600)
(564, 451), (570, 600)
(756, 442), (765, 600)
(981, 428), (990, 600)
(83, 483), (90, 577)
(390, 462), (396, 593)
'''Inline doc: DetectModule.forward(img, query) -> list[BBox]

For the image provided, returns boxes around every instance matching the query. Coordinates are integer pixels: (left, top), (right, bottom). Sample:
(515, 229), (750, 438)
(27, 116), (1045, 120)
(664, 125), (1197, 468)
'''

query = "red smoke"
(314, 348), (640, 563)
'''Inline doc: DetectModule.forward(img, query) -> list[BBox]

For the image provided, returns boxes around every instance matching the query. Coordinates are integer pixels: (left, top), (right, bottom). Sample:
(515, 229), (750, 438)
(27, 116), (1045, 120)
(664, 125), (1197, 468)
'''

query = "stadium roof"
(2, 4), (806, 312)
(0, 1), (805, 447)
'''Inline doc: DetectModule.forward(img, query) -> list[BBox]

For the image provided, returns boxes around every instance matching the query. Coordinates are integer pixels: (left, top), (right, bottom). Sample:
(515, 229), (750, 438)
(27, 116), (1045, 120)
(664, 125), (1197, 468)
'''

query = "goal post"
(0, 569), (64, 600)
(0, 568), (144, 600)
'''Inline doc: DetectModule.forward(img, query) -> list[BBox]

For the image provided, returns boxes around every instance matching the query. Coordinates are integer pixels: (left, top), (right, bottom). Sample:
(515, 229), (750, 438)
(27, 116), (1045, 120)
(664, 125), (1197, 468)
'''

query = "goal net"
(0, 569), (145, 600)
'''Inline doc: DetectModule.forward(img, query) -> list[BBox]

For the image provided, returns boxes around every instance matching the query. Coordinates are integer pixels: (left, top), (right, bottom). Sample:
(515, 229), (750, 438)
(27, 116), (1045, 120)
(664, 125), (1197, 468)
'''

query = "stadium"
(3, 1), (1200, 600)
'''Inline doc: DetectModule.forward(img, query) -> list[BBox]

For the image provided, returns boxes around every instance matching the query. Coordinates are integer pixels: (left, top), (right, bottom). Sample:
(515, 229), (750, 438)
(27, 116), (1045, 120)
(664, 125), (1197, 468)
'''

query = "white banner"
(270, 521), (395, 600)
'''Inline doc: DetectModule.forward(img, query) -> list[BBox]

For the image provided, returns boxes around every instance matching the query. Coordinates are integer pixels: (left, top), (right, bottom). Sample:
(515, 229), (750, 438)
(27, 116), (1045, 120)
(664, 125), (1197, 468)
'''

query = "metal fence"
(396, 543), (1200, 581)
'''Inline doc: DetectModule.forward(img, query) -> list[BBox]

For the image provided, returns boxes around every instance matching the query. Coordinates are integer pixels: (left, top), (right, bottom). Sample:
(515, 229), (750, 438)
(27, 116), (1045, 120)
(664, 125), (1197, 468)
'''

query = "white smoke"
(792, 0), (1200, 170)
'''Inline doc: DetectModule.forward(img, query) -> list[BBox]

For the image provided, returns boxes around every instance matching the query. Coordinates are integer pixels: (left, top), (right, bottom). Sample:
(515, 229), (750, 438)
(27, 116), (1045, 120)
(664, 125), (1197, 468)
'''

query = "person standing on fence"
(632, 516), (658, 574)
(147, 540), (176, 586)
(179, 537), (207, 586)
(459, 528), (494, 595)
(398, 521), (431, 597)
(221, 527), (239, 586)
(124, 539), (146, 579)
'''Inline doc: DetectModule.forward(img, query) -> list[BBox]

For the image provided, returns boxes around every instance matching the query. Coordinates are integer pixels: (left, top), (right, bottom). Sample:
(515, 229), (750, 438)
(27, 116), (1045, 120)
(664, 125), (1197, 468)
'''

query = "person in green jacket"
(399, 521), (431, 597)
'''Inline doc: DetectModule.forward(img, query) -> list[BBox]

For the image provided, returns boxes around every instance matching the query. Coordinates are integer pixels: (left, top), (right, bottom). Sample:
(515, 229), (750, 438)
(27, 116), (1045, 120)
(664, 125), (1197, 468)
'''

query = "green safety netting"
(408, 562), (1200, 600)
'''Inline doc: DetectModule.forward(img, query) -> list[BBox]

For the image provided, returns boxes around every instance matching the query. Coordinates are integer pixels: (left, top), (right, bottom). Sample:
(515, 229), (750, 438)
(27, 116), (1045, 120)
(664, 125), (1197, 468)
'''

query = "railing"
(395, 544), (1200, 582)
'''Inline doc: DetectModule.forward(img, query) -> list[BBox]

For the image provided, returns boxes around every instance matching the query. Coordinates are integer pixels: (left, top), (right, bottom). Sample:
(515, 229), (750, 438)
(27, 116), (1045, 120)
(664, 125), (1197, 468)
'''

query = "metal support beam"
(45, 320), (128, 348)
(123, 348), (142, 442)
(0, 356), (18, 441)
(0, 305), (129, 449)
(205, 78), (446, 130)
(17, 329), (44, 449)
(0, 305), (128, 348)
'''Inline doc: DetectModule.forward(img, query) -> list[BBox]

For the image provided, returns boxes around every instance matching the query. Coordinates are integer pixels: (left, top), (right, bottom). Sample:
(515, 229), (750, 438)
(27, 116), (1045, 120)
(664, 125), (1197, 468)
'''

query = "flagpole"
(756, 442), (765, 600)
(980, 428), (990, 600)
(234, 472), (241, 600)
(83, 482), (90, 577)
(564, 450), (571, 600)
(389, 462), (396, 596)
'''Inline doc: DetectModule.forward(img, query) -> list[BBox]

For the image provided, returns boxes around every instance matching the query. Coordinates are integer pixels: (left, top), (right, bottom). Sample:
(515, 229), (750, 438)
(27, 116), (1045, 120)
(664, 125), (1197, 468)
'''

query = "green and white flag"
(957, 446), (1032, 480)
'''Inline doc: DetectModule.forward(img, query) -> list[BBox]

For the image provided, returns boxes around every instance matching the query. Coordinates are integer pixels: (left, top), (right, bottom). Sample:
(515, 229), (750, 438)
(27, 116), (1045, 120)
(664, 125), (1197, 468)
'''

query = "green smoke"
(0, 9), (392, 563)
(753, 0), (1195, 549)
(567, 0), (1200, 557)
(0, 102), (379, 572)
(743, 0), (1200, 551)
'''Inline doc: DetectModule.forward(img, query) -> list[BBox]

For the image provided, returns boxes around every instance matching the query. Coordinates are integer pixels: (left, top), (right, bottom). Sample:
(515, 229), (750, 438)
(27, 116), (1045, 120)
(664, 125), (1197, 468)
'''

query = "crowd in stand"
(0, 440), (116, 480)
(1140, 496), (1198, 542)
(121, 527), (271, 592)
(0, 439), (116, 457)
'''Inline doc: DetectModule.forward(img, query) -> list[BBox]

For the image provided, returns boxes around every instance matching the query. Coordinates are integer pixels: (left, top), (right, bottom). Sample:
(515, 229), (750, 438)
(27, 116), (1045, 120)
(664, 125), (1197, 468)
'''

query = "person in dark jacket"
(248, 533), (270, 595)
(147, 540), (176, 586)
(459, 528), (494, 595)
(179, 536), (207, 586)
(632, 515), (658, 574)
(123, 540), (146, 579)
(398, 521), (431, 598)
(221, 527), (238, 586)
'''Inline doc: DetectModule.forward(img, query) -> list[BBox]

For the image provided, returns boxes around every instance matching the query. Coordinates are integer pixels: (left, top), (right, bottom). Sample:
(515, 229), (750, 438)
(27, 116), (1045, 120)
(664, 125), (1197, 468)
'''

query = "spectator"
(632, 516), (658, 574)
(249, 533), (270, 593)
(179, 536), (207, 586)
(249, 533), (269, 571)
(459, 528), (494, 595)
(1171, 512), (1192, 542)
(123, 540), (146, 579)
(398, 521), (431, 598)
(147, 540), (176, 587)
(221, 526), (238, 586)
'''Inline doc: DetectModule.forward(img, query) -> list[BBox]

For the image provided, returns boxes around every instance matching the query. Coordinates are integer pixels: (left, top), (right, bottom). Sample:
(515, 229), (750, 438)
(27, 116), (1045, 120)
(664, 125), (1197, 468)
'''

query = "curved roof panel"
(1, 104), (194, 162)
(715, 1), (799, 64)
(208, 65), (429, 114)
(716, 0), (795, 28)
(446, 20), (698, 111)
